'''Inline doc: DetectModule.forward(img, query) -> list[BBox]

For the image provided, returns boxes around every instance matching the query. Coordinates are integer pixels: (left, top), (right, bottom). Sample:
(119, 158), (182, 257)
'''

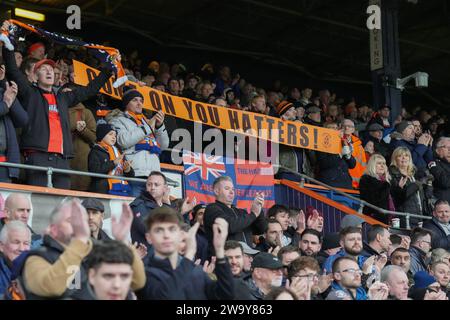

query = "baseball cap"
(33, 58), (56, 73)
(239, 241), (260, 256)
(251, 252), (284, 270)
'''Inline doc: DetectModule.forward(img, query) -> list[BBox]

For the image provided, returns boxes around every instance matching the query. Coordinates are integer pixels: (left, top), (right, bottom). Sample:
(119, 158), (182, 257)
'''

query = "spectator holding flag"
(1, 20), (116, 189)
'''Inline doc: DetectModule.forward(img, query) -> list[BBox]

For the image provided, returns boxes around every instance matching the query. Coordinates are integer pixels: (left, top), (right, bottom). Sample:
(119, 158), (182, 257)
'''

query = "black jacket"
(234, 273), (264, 300)
(360, 242), (381, 258)
(0, 88), (28, 179)
(359, 174), (391, 224)
(136, 254), (235, 300)
(315, 152), (356, 189)
(429, 158), (450, 203)
(3, 47), (111, 158)
(366, 136), (390, 159)
(129, 191), (161, 247)
(93, 228), (112, 241)
(88, 144), (134, 194)
(389, 166), (429, 227)
(204, 201), (267, 256)
(423, 217), (450, 250)
(255, 237), (273, 252)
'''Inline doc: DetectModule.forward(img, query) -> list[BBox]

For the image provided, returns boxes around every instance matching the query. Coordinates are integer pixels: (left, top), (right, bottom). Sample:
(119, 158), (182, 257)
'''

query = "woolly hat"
(96, 123), (114, 142)
(340, 215), (365, 230)
(275, 100), (294, 117)
(322, 232), (341, 250)
(27, 42), (45, 56)
(122, 86), (144, 109)
(413, 271), (437, 289)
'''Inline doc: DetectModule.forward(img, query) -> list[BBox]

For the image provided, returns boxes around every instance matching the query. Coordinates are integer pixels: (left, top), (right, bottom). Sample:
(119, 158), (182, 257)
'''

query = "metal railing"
(166, 146), (431, 229)
(276, 165), (432, 229)
(0, 161), (179, 188)
(0, 155), (432, 229)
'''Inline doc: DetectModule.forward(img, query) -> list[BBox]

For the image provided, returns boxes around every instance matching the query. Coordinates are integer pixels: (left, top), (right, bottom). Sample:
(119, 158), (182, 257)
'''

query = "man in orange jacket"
(342, 119), (367, 189)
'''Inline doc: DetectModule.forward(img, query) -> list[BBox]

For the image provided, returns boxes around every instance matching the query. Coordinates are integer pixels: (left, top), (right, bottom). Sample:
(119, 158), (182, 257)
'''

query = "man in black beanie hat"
(108, 86), (169, 197)
(316, 232), (341, 269)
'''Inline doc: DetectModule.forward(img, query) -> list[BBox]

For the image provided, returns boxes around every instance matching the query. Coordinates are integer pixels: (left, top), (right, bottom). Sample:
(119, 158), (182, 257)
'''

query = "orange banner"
(73, 60), (341, 154)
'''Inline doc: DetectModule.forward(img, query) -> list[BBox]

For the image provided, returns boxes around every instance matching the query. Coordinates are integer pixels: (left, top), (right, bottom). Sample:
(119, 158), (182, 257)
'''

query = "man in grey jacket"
(108, 87), (169, 196)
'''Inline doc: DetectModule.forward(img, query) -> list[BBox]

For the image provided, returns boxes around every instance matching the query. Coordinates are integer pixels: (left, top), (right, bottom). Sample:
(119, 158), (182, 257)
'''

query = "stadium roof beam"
(235, 0), (450, 56)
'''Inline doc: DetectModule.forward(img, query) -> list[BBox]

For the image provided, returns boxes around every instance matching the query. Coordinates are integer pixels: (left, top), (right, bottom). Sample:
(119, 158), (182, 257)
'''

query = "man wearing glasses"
(428, 137), (450, 202)
(326, 256), (368, 300)
(409, 227), (433, 275)
(287, 256), (322, 300)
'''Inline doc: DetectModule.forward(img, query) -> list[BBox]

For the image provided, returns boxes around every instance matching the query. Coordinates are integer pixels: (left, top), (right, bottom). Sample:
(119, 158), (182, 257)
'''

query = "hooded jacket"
(107, 110), (169, 177)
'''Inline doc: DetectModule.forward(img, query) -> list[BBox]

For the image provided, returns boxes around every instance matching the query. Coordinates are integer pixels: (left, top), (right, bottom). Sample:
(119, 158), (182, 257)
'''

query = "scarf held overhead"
(0, 19), (126, 87)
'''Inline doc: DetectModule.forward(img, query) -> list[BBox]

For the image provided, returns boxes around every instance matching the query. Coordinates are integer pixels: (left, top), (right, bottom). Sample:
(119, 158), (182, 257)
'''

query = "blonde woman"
(389, 147), (428, 228)
(359, 153), (394, 224)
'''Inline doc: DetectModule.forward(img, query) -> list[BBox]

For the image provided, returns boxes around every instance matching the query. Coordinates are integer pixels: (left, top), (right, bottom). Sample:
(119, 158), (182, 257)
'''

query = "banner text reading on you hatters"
(73, 60), (341, 154)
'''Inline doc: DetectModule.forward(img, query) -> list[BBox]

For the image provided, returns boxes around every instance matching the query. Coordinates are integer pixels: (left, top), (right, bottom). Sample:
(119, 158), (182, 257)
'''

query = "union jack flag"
(183, 152), (226, 181)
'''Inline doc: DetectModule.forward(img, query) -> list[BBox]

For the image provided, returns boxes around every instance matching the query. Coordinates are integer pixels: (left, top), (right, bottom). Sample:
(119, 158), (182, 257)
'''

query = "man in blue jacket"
(137, 206), (235, 300)
(323, 226), (368, 274)
(423, 200), (450, 250)
(326, 256), (368, 300)
(0, 220), (31, 294)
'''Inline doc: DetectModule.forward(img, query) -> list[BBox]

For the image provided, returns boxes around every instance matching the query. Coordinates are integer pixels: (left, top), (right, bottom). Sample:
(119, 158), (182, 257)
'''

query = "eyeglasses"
(339, 268), (363, 275)
(292, 273), (319, 281)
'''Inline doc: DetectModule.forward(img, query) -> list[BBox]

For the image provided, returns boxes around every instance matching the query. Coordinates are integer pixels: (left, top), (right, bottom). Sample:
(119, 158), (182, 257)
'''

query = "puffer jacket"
(107, 110), (169, 177)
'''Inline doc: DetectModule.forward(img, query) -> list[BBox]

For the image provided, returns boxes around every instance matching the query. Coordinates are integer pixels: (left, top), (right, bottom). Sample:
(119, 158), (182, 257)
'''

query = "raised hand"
(203, 256), (216, 275)
(76, 120), (86, 132)
(213, 218), (229, 259)
(70, 198), (90, 243)
(268, 245), (281, 257)
(162, 185), (171, 205)
(133, 242), (148, 259)
(399, 235), (411, 249)
(1, 20), (11, 32)
(296, 210), (306, 234)
(113, 153), (124, 166)
(399, 176), (408, 189)
(3, 81), (18, 108)
(424, 290), (448, 300)
(0, 64), (5, 81)
(184, 222), (200, 261)
(286, 276), (311, 300)
(180, 197), (197, 215)
(112, 203), (134, 243)
(362, 255), (376, 274)
(306, 210), (322, 231)
(150, 110), (165, 128)
(250, 192), (264, 217)
(368, 281), (389, 300)
(374, 254), (388, 273)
